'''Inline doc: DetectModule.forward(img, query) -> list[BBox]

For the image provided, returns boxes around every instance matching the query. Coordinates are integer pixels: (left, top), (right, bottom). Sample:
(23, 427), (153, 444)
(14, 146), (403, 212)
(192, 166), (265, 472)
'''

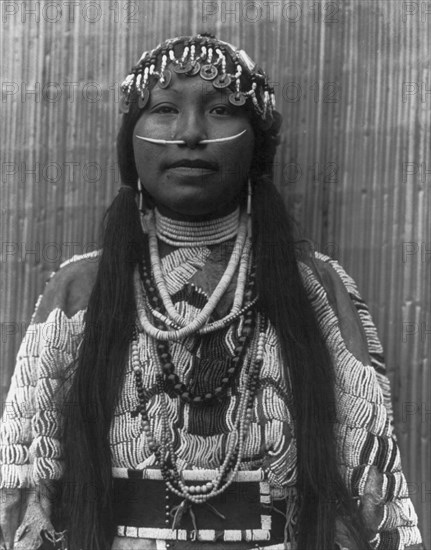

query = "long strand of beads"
(162, 313), (265, 503)
(137, 254), (258, 404)
(198, 238), (253, 334)
(132, 338), (159, 454)
(134, 248), (254, 341)
(139, 235), (253, 336)
(149, 211), (248, 328)
(131, 312), (266, 505)
(147, 294), (258, 332)
(144, 210), (249, 334)
(158, 370), (246, 502)
(154, 300), (257, 404)
(216, 316), (267, 490)
(145, 291), (258, 335)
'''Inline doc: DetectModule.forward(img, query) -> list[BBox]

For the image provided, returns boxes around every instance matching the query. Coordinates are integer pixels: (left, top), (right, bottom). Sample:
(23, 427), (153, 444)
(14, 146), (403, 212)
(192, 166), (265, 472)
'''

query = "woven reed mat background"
(0, 0), (429, 544)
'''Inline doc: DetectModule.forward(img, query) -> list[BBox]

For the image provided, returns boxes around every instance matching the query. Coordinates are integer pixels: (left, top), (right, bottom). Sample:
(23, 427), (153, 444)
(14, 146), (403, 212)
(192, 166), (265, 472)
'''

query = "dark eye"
(153, 105), (177, 114)
(210, 105), (231, 115)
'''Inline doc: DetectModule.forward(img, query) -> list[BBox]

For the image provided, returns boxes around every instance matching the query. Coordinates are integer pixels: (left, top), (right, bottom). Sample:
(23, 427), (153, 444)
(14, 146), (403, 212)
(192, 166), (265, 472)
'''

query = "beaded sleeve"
(309, 253), (423, 550)
(316, 253), (395, 431)
(0, 252), (99, 549)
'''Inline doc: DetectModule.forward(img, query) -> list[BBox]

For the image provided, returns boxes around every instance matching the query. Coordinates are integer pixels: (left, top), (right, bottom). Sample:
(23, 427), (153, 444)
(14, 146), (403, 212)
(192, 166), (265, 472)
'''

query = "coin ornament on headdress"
(120, 33), (276, 129)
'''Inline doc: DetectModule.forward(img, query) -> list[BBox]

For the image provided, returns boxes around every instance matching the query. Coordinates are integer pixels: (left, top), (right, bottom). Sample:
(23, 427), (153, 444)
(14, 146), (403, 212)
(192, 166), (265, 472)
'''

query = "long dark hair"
(59, 68), (371, 550)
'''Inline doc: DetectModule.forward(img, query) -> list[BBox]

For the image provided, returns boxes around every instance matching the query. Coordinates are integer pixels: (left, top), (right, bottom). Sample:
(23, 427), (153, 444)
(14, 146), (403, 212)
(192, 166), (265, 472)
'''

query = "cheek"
(132, 117), (155, 167)
(133, 141), (163, 175)
(221, 133), (254, 171)
(238, 125), (255, 162)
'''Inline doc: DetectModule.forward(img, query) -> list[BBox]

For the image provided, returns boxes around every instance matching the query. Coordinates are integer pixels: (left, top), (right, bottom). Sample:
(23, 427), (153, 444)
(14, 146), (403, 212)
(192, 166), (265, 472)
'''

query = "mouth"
(168, 159), (218, 171)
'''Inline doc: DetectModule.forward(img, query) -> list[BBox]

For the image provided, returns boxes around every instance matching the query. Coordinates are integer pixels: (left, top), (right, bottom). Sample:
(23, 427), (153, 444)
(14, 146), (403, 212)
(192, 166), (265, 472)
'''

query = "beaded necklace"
(138, 245), (258, 404)
(135, 238), (253, 338)
(131, 313), (267, 504)
(143, 263), (259, 336)
(155, 206), (240, 247)
(132, 204), (268, 508)
(136, 209), (251, 339)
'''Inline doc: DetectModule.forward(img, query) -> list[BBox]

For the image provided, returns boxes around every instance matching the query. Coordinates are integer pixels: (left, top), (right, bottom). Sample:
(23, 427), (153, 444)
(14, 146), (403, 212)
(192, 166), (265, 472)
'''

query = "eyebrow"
(152, 87), (179, 95)
(152, 85), (224, 97)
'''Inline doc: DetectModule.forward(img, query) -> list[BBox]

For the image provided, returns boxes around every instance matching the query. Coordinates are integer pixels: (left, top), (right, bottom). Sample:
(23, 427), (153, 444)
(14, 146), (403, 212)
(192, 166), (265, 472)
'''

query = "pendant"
(188, 506), (198, 541)
(171, 499), (188, 529)
(229, 92), (246, 106)
(186, 61), (201, 77)
(213, 74), (232, 89)
(119, 95), (130, 114)
(158, 69), (172, 88)
(138, 88), (150, 109)
(200, 64), (218, 81)
(170, 499), (198, 541)
(174, 62), (192, 74)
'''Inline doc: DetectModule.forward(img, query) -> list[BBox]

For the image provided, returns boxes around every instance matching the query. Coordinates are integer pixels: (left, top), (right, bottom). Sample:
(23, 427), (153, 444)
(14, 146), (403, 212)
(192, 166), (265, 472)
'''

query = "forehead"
(150, 71), (231, 102)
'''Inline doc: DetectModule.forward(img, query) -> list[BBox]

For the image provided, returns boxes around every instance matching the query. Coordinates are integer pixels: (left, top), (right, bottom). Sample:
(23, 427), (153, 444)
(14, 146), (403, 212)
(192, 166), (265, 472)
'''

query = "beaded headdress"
(120, 33), (277, 129)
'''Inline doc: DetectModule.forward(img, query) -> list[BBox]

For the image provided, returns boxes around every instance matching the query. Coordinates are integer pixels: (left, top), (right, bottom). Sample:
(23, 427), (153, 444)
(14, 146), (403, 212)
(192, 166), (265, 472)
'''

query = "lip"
(167, 159), (218, 170)
(168, 166), (217, 176)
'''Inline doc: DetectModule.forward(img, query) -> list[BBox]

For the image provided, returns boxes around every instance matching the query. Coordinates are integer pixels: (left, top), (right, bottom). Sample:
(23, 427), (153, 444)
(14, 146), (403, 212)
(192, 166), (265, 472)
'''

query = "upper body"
(0, 242), (423, 550)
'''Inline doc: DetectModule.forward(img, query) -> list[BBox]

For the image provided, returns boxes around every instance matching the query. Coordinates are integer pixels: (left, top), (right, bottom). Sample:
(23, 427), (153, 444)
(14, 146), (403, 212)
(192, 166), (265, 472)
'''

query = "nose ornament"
(135, 129), (247, 146)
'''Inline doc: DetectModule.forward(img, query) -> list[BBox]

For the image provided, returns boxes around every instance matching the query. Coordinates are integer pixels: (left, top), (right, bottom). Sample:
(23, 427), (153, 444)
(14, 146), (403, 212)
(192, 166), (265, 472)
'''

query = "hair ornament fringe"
(120, 34), (277, 127)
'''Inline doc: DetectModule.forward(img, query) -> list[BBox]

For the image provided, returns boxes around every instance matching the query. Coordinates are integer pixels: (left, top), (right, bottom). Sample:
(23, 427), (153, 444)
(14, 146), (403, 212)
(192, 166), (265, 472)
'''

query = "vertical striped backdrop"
(0, 0), (429, 545)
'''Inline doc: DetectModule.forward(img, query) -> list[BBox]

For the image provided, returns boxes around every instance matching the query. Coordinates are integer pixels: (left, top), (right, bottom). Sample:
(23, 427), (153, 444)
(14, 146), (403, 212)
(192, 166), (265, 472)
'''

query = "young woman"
(0, 33), (423, 550)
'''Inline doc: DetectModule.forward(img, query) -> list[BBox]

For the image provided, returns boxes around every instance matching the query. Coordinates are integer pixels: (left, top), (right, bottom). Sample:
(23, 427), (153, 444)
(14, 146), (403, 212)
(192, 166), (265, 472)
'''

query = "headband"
(120, 33), (277, 130)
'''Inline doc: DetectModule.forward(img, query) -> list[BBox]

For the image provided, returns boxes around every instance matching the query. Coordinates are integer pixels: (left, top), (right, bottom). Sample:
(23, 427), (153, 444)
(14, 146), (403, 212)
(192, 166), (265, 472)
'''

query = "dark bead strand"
(136, 250), (264, 487)
(160, 306), (256, 405)
(245, 316), (268, 410)
(139, 251), (260, 404)
(131, 240), (269, 502)
(133, 365), (162, 458)
(154, 375), (184, 491)
(133, 324), (268, 499)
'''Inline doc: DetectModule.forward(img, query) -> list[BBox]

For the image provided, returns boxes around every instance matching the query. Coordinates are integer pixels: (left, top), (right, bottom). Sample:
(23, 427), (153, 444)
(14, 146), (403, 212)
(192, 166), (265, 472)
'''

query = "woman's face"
(133, 70), (255, 219)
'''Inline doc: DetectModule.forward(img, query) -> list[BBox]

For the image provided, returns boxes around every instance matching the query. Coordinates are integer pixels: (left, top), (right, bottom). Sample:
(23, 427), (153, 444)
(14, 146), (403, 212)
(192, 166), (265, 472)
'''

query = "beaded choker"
(154, 206), (240, 247)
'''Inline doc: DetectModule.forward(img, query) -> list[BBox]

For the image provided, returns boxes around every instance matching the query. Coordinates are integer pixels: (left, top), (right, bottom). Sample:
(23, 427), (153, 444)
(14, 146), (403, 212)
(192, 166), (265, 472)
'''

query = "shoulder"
(32, 250), (101, 323)
(313, 251), (363, 298)
(298, 249), (366, 317)
(298, 249), (363, 303)
(298, 249), (372, 364)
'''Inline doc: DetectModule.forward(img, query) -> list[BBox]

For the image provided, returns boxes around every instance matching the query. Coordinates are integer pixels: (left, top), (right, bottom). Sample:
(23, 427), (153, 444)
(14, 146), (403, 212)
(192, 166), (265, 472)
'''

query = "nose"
(175, 108), (207, 149)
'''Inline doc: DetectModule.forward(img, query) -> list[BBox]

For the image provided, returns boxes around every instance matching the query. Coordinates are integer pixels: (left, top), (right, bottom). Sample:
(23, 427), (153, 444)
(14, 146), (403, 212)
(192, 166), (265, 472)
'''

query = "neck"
(154, 200), (240, 222)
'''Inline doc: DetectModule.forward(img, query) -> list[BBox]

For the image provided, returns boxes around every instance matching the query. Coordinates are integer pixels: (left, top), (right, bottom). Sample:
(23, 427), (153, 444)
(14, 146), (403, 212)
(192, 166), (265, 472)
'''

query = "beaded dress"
(0, 210), (423, 550)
